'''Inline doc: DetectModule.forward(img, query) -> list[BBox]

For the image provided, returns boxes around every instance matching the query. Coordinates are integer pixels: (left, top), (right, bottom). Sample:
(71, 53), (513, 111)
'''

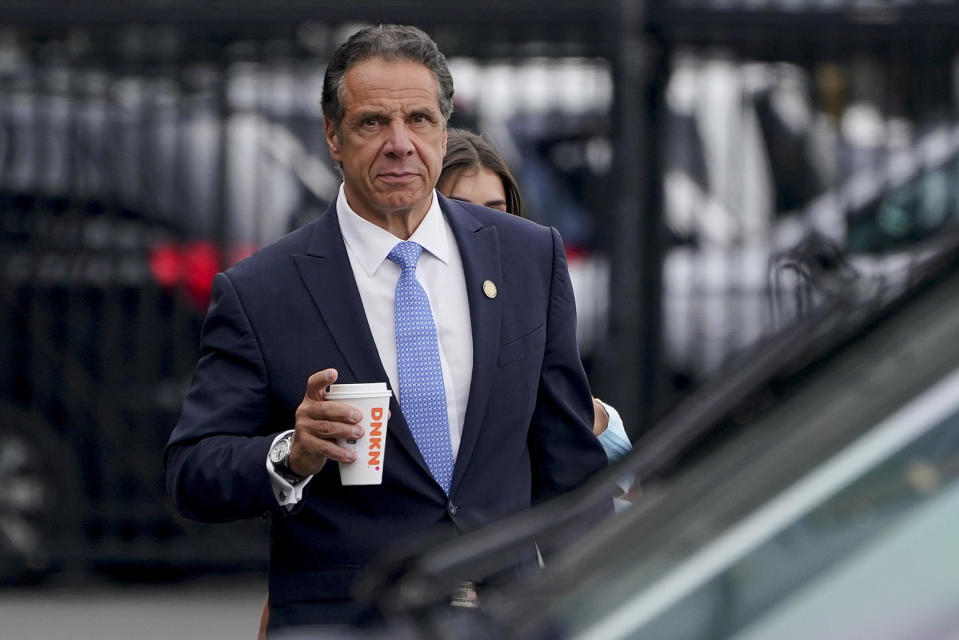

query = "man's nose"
(383, 121), (414, 157)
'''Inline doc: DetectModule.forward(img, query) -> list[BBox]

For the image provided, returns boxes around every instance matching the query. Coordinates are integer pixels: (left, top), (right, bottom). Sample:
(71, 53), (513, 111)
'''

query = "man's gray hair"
(322, 24), (455, 133)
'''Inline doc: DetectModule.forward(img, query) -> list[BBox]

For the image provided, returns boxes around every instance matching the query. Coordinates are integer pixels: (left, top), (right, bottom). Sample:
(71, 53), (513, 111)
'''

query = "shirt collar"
(336, 184), (450, 277)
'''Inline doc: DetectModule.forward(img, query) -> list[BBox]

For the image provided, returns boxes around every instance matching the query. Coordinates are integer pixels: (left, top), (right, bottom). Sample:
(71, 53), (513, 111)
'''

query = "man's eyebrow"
(408, 107), (439, 119)
(353, 110), (387, 121)
(484, 199), (507, 208)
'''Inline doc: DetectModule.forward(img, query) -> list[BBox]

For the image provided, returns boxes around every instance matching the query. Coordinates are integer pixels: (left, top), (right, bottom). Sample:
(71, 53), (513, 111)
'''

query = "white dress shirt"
(270, 185), (473, 505)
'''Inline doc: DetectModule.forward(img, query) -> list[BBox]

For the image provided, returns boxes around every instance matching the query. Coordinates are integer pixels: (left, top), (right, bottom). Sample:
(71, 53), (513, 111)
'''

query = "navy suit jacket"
(164, 194), (607, 620)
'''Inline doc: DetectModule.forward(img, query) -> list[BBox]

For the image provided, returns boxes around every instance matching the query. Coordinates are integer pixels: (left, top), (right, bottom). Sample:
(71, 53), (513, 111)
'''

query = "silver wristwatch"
(269, 433), (305, 485)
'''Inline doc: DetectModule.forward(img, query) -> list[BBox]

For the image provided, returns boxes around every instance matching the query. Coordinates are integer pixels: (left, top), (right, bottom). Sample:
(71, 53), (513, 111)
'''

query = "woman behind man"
(437, 128), (631, 461)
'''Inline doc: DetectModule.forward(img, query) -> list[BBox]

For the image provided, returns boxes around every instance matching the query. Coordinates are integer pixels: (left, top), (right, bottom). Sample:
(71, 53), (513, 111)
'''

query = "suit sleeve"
(164, 272), (282, 522)
(527, 227), (609, 504)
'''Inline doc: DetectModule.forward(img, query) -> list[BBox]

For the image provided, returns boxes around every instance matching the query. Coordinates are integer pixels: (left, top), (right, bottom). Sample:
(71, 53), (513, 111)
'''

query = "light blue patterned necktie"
(387, 241), (454, 494)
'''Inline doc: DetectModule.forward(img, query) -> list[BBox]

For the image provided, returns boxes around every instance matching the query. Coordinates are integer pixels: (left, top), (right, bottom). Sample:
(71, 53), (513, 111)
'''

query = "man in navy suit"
(165, 24), (607, 635)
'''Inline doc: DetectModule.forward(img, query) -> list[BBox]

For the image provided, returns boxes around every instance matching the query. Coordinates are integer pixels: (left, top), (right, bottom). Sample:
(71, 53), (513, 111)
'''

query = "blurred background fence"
(1, 0), (959, 584)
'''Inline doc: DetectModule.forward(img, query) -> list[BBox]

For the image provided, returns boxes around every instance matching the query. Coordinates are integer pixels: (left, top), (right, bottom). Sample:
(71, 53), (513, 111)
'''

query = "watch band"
(276, 461), (306, 486)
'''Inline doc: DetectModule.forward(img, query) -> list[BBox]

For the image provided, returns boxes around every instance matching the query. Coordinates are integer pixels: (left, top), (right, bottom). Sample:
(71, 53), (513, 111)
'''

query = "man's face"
(325, 58), (448, 230)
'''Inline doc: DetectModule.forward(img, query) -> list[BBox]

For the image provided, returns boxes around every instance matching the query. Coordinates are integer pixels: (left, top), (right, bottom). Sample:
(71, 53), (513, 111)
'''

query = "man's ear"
(324, 117), (341, 162)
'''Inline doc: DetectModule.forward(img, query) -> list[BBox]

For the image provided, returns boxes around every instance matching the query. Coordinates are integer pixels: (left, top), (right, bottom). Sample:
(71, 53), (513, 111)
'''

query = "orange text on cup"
(368, 407), (384, 469)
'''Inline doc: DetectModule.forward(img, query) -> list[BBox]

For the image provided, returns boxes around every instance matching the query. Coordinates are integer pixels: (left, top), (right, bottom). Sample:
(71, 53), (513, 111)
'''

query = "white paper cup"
(326, 382), (392, 486)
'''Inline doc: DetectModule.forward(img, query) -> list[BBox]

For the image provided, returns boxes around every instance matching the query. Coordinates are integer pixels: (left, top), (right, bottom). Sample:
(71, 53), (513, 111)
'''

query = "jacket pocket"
(497, 322), (545, 367)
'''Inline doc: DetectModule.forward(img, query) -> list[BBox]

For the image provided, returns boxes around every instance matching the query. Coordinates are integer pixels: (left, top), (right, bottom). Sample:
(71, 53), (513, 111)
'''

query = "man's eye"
(362, 119), (380, 128)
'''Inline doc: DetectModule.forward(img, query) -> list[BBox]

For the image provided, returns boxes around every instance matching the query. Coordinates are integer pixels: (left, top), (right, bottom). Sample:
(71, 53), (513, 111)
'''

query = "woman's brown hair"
(441, 128), (525, 217)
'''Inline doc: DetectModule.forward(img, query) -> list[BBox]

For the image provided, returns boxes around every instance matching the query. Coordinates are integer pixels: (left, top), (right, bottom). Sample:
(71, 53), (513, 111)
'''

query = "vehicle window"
(582, 382), (959, 640)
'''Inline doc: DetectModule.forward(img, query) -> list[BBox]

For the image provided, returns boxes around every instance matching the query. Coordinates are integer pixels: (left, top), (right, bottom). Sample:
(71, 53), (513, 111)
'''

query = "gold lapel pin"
(482, 280), (497, 299)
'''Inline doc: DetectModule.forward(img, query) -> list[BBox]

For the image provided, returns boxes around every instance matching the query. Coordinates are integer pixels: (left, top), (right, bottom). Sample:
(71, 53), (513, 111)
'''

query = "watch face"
(269, 437), (290, 464)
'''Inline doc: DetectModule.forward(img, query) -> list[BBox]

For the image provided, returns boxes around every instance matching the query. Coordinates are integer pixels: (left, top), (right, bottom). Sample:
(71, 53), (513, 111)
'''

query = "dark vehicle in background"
(0, 191), (268, 583)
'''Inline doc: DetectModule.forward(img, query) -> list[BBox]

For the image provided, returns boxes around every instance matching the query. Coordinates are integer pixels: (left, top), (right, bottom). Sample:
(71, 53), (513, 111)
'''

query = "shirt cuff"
(267, 430), (314, 508)
(596, 400), (632, 462)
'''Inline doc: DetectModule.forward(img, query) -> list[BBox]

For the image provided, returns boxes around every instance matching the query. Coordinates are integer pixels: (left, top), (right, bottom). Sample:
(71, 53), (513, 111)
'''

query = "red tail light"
(181, 242), (220, 310)
(150, 241), (222, 311)
(149, 244), (183, 289)
(565, 244), (588, 262)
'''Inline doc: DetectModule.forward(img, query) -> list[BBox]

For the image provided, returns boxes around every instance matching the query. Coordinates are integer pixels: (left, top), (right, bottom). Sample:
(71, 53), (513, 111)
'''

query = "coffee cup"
(326, 382), (392, 485)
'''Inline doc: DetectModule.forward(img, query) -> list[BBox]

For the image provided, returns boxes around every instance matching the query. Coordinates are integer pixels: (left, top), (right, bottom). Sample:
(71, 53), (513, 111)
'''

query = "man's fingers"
(299, 414), (364, 440)
(305, 368), (338, 401)
(298, 399), (362, 428)
(293, 369), (369, 474)
(293, 430), (358, 464)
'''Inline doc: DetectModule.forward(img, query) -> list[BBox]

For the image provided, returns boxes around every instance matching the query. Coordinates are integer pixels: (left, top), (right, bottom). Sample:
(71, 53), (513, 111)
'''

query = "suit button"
(447, 500), (457, 516)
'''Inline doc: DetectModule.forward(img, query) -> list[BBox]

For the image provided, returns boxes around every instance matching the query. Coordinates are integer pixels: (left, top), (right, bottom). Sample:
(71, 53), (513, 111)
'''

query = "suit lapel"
(292, 204), (430, 477)
(441, 195), (502, 494)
